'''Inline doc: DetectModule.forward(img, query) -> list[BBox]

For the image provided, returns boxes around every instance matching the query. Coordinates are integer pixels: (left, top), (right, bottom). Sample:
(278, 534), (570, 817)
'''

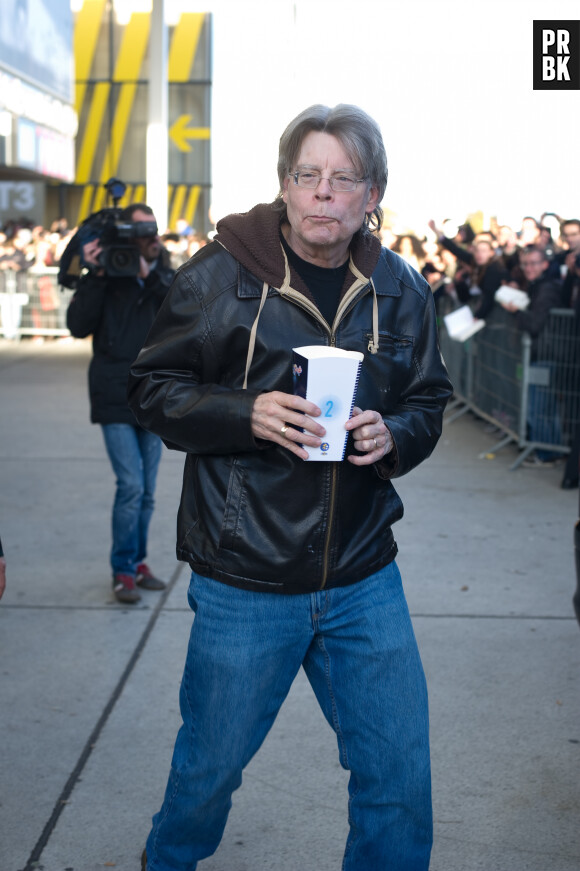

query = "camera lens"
(110, 249), (133, 271)
(103, 244), (140, 276)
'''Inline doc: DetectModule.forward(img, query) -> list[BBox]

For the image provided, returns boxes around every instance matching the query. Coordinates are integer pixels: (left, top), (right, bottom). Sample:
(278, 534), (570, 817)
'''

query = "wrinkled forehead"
(293, 130), (362, 174)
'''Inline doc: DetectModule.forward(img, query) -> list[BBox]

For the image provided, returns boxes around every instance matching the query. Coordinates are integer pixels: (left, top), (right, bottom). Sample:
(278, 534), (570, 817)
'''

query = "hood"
(215, 201), (384, 390)
(214, 201), (382, 302)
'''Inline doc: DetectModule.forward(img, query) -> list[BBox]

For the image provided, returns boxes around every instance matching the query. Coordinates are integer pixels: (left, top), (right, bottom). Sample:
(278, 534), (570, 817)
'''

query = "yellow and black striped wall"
(51, 1), (211, 234)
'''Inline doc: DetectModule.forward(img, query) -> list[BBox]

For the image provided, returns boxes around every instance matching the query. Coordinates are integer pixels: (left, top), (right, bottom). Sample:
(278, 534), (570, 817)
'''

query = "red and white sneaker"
(113, 573), (141, 604)
(136, 563), (166, 591)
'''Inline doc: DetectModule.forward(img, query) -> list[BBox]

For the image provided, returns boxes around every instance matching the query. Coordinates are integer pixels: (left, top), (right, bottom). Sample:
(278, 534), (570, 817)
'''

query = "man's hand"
(81, 238), (106, 276)
(345, 406), (393, 466)
(499, 301), (518, 313)
(428, 218), (442, 239)
(82, 238), (103, 267)
(138, 255), (153, 280)
(425, 270), (443, 287)
(251, 391), (325, 461)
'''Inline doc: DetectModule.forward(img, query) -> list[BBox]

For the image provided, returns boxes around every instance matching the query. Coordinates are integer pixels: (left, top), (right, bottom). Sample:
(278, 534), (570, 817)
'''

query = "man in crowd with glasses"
(67, 203), (174, 604)
(129, 105), (452, 871)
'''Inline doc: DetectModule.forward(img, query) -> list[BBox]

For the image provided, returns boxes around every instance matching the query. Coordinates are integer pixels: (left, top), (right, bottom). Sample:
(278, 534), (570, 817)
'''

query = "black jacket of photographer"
(67, 250), (174, 425)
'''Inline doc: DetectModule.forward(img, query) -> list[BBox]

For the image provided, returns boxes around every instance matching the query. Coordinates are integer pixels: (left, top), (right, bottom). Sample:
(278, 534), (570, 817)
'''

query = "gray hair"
(276, 104), (388, 232)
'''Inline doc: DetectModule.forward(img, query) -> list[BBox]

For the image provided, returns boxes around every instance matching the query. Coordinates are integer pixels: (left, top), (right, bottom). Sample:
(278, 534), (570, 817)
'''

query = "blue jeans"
(146, 564), (432, 871)
(101, 423), (162, 577)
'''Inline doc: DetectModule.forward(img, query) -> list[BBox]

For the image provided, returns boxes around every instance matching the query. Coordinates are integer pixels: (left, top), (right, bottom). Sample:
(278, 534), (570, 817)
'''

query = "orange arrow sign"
(169, 116), (210, 152)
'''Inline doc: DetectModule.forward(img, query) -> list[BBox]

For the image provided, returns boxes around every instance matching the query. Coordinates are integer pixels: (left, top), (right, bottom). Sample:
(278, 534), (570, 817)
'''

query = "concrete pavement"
(0, 337), (578, 871)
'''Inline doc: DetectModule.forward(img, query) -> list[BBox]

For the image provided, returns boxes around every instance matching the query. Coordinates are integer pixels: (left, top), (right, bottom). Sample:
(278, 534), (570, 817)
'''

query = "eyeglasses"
(290, 169), (367, 192)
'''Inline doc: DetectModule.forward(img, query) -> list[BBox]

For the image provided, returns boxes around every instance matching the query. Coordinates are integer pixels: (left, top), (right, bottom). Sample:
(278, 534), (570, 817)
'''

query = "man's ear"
(365, 185), (380, 215)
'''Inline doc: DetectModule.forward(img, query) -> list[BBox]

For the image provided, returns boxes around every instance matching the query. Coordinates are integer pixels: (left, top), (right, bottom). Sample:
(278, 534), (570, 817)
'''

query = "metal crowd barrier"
(0, 269), (74, 339)
(439, 297), (580, 469)
(2, 273), (579, 471)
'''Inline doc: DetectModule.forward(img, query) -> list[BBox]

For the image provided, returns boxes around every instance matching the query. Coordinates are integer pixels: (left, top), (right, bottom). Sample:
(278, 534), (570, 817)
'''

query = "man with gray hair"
(129, 104), (452, 871)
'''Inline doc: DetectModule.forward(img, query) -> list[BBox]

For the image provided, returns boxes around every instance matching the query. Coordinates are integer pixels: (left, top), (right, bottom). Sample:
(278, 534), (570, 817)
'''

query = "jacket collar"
(235, 240), (406, 300)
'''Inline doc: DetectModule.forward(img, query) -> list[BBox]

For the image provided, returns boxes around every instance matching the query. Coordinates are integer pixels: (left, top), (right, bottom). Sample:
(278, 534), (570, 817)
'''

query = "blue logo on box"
(320, 442), (330, 454)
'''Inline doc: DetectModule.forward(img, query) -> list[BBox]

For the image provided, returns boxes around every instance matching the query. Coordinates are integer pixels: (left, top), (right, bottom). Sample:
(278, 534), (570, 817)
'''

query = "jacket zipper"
(320, 461), (339, 589)
(280, 288), (332, 336)
(282, 283), (369, 590)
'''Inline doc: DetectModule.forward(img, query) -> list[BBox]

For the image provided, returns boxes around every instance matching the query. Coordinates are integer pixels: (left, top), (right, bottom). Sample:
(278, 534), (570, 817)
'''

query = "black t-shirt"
(281, 234), (348, 326)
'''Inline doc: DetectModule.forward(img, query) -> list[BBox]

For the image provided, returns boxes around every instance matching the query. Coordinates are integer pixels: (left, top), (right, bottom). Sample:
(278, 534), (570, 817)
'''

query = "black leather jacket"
(128, 205), (452, 594)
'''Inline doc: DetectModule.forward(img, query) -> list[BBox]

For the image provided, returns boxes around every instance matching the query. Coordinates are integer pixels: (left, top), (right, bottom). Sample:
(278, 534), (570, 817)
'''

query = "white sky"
(207, 0), (580, 234)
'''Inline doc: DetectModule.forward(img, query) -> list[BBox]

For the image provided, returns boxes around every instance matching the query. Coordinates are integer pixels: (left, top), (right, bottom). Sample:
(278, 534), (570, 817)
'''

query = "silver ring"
(373, 437), (378, 449)
(281, 425), (288, 436)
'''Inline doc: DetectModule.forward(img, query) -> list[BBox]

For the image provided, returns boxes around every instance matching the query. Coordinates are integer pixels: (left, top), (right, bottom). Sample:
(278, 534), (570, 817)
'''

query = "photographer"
(67, 203), (174, 604)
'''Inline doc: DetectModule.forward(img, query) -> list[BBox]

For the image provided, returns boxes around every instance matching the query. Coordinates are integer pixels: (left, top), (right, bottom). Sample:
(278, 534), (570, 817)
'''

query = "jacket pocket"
(361, 330), (415, 411)
(178, 455), (201, 550)
(364, 329), (414, 355)
(217, 458), (247, 552)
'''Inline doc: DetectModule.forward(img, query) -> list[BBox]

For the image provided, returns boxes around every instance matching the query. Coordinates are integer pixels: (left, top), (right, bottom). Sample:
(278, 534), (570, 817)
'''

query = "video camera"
(58, 179), (158, 289)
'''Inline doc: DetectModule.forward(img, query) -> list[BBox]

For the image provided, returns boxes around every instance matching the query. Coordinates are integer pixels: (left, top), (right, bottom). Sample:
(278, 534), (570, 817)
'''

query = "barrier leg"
(574, 518), (580, 627)
(477, 433), (515, 460)
(509, 445), (536, 470)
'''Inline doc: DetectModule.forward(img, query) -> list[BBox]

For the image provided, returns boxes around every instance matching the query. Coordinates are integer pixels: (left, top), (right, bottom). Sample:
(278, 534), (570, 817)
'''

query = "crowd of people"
(390, 214), (579, 487)
(378, 212), (580, 322)
(0, 216), (210, 277)
(2, 210), (579, 315)
(0, 217), (211, 338)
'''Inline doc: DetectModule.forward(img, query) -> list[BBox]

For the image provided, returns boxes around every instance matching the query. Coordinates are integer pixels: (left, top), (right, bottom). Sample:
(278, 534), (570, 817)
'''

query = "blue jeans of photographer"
(145, 563), (433, 871)
(101, 423), (162, 577)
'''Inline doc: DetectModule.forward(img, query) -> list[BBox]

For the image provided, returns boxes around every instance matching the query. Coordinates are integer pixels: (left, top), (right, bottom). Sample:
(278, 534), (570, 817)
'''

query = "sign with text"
(533, 21), (580, 89)
(0, 182), (45, 228)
